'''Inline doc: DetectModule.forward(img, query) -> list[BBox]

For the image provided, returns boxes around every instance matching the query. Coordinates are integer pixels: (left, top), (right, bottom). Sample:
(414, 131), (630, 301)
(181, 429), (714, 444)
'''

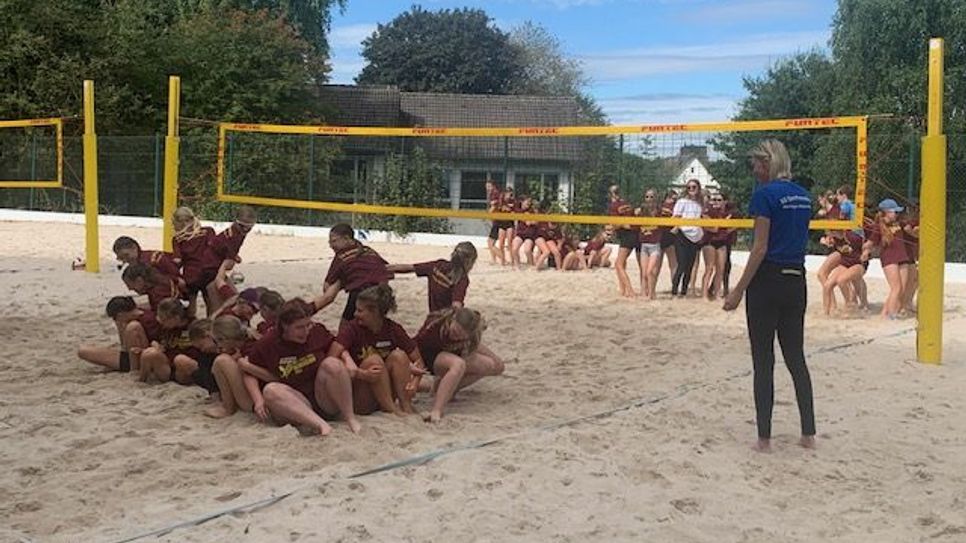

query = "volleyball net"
(214, 116), (868, 232)
(0, 117), (64, 188)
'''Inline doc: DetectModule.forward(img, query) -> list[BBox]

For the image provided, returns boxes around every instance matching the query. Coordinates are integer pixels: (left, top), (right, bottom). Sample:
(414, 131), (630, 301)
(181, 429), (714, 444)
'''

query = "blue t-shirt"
(748, 180), (812, 266)
(839, 200), (855, 221)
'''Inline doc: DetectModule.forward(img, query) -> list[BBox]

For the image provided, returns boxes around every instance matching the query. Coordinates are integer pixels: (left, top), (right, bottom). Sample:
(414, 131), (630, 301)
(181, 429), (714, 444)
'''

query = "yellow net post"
(82, 80), (100, 273)
(917, 38), (946, 365)
(162, 75), (181, 252)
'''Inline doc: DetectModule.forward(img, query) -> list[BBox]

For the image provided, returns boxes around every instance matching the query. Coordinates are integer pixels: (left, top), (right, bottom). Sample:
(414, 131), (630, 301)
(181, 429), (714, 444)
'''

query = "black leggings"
(671, 233), (699, 295)
(745, 262), (815, 439)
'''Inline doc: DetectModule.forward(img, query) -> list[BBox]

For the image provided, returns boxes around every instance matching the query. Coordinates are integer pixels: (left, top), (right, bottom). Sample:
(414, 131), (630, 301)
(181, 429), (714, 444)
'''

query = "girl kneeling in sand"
(328, 285), (426, 416)
(414, 307), (504, 423)
(241, 299), (360, 435)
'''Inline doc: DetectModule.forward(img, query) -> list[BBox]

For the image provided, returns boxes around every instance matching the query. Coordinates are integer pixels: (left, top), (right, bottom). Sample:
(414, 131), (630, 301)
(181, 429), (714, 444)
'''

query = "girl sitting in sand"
(241, 299), (360, 436)
(328, 285), (426, 416)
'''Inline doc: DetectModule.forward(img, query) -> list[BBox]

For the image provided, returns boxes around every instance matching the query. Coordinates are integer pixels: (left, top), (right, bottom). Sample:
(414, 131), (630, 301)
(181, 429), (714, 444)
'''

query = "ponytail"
(448, 242), (478, 285)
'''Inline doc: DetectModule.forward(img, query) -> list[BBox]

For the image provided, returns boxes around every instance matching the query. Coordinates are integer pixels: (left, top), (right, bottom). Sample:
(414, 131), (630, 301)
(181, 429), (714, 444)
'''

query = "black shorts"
(342, 289), (361, 321)
(488, 224), (500, 240)
(191, 353), (220, 393)
(709, 240), (728, 249)
(660, 230), (676, 250)
(496, 220), (513, 230)
(616, 229), (640, 250)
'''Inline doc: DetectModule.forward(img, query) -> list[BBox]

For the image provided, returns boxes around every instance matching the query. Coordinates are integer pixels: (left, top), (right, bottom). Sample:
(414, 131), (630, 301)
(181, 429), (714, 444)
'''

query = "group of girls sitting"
(484, 180), (613, 272)
(607, 180), (739, 301)
(818, 194), (920, 320)
(77, 212), (506, 437)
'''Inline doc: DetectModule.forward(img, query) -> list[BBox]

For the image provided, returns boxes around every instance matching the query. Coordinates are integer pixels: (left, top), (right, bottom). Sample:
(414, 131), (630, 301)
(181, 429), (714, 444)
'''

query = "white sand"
(1, 221), (965, 543)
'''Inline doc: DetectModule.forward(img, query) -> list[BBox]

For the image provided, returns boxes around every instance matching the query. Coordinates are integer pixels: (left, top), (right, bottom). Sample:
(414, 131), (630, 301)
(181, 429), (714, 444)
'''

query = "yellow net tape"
(0, 117), (64, 188)
(216, 116), (868, 230)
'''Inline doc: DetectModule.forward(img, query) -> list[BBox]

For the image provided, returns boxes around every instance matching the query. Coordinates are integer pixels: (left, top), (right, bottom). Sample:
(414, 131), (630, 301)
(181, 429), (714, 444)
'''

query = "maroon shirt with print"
(247, 323), (334, 400)
(413, 259), (468, 312)
(335, 318), (416, 362)
(324, 242), (392, 292)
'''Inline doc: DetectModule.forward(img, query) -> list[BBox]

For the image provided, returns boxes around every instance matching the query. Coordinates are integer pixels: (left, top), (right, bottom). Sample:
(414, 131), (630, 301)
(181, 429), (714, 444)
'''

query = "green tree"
(357, 6), (524, 94)
(359, 147), (450, 236)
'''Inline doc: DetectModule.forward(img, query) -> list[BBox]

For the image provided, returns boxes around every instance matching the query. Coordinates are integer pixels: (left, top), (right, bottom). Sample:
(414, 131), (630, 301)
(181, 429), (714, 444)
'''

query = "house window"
(516, 172), (560, 208)
(459, 170), (505, 209)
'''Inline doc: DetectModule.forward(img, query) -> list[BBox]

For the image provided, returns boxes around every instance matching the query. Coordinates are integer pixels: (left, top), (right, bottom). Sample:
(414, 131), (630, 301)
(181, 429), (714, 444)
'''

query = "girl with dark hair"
(312, 223), (393, 326)
(534, 219), (564, 271)
(328, 284), (426, 415)
(389, 242), (478, 312)
(583, 228), (613, 268)
(414, 307), (504, 423)
(658, 190), (679, 289)
(671, 179), (705, 297)
(77, 296), (159, 374)
(241, 298), (359, 436)
(122, 262), (183, 312)
(703, 191), (732, 300)
(510, 196), (538, 269)
(608, 185), (639, 297)
(137, 298), (195, 383)
(724, 139), (815, 453)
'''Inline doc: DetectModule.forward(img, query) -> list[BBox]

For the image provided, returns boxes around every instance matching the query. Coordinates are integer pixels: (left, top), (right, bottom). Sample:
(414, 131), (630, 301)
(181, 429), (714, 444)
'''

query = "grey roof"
(400, 92), (581, 163)
(318, 85), (582, 163)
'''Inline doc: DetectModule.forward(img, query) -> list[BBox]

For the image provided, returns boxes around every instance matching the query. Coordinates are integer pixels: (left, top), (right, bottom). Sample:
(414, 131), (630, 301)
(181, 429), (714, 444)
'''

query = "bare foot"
(424, 410), (442, 424)
(346, 416), (362, 434)
(204, 404), (234, 419)
(318, 422), (333, 437)
(799, 435), (816, 449)
(752, 438), (772, 453)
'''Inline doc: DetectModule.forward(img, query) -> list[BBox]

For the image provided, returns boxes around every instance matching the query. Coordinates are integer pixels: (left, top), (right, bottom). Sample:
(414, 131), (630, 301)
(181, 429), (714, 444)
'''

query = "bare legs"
(204, 354), (254, 418)
(427, 346), (505, 423)
(882, 263), (906, 319)
(615, 247), (635, 298)
(263, 357), (359, 436)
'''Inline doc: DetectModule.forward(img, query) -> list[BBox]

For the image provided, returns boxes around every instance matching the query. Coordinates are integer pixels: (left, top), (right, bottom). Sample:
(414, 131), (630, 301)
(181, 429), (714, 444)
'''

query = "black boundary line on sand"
(102, 323), (928, 543)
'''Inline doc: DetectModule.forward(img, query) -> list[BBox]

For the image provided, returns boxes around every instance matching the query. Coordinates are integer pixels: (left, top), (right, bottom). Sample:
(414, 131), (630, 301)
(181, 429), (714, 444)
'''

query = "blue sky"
(327, 0), (838, 124)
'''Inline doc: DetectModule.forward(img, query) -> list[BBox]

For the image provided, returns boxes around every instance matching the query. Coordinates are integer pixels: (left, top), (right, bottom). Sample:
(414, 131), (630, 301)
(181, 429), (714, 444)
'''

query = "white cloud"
(674, 0), (816, 24)
(597, 93), (740, 125)
(328, 23), (377, 50)
(577, 30), (829, 82)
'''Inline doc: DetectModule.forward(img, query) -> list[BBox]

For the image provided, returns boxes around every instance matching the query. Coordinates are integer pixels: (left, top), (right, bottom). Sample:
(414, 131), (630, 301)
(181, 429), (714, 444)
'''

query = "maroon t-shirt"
(414, 317), (465, 369)
(870, 222), (909, 267)
(639, 215), (661, 244)
(905, 219), (920, 263)
(706, 207), (732, 244)
(583, 237), (606, 255)
(335, 318), (416, 362)
(247, 323), (334, 400)
(413, 259), (469, 312)
(138, 250), (182, 282)
(158, 319), (198, 362)
(835, 231), (865, 268)
(609, 198), (639, 233)
(212, 222), (249, 262)
(538, 223), (562, 242)
(325, 242), (392, 292)
(499, 194), (516, 213)
(146, 276), (183, 312)
(487, 187), (501, 212)
(136, 309), (163, 342)
(515, 208), (536, 238)
(173, 227), (221, 288)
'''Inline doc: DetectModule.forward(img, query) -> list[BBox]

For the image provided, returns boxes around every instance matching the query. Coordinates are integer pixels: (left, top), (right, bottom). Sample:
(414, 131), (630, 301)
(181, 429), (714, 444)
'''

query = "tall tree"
(357, 6), (524, 94)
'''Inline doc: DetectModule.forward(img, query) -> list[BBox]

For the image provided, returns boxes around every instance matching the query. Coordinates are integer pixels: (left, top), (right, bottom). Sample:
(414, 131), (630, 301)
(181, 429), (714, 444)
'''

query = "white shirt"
(673, 198), (704, 243)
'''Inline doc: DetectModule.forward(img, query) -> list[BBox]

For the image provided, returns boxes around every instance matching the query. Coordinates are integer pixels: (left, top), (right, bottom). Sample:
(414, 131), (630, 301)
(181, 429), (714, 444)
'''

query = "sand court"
(2, 221), (965, 542)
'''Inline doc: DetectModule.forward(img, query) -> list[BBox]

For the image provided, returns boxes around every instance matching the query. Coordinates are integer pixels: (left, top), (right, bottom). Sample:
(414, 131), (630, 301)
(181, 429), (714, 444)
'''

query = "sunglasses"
(687, 185), (699, 190)
(644, 195), (655, 199)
